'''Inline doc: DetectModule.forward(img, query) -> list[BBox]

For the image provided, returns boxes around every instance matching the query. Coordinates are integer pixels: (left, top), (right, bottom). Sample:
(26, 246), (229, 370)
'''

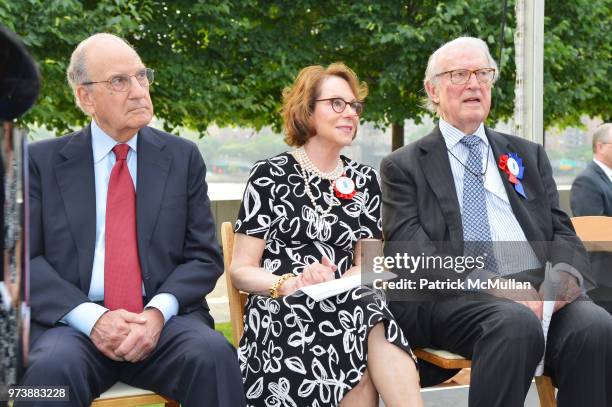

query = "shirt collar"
(439, 118), (488, 150)
(91, 120), (138, 164)
(593, 158), (612, 179)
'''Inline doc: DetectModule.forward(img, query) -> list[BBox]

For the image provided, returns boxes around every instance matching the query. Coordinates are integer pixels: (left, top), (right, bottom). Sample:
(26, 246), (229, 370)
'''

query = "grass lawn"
(215, 321), (235, 346)
(140, 322), (235, 406)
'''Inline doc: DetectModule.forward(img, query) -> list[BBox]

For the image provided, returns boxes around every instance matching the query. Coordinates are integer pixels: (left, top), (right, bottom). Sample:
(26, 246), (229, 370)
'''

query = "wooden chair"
(220, 221), (556, 405)
(91, 382), (179, 407)
(221, 222), (247, 346)
(413, 348), (556, 407)
(571, 215), (612, 251)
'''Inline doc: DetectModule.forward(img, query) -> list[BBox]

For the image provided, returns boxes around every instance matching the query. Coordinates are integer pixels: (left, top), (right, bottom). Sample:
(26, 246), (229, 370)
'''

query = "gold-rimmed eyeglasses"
(315, 97), (365, 116)
(435, 68), (496, 85)
(82, 68), (154, 92)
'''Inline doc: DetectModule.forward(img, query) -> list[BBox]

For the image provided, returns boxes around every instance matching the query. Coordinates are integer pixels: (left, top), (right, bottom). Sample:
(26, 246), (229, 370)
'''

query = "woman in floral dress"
(230, 63), (422, 407)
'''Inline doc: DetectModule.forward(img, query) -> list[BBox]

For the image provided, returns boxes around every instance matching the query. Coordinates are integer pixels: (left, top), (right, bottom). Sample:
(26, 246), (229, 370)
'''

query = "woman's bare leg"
(339, 369), (378, 407)
(367, 323), (423, 407)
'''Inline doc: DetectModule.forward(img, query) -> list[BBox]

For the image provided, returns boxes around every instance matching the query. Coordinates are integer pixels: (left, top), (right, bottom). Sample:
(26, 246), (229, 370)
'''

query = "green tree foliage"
(246, 1), (516, 147)
(0, 0), (146, 132)
(544, 0), (612, 126)
(1, 0), (609, 137)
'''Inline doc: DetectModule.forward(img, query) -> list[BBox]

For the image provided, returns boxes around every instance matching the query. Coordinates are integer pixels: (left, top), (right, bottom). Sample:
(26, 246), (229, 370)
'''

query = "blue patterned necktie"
(460, 135), (498, 273)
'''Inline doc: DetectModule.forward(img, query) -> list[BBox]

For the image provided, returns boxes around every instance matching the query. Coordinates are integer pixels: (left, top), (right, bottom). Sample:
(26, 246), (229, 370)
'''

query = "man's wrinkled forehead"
(84, 36), (143, 76)
(437, 45), (490, 71)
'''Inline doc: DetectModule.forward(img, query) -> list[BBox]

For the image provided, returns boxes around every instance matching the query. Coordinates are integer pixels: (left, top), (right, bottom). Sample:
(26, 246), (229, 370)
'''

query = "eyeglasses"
(315, 98), (365, 116)
(82, 68), (154, 92)
(435, 68), (496, 85)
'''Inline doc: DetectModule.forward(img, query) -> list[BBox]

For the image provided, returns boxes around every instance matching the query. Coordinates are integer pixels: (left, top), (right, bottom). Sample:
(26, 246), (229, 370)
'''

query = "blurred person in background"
(570, 123), (612, 216)
(0, 24), (40, 404)
(571, 123), (612, 317)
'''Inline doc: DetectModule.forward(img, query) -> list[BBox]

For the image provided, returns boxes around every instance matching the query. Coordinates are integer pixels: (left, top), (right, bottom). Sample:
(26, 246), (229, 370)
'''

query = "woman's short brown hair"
(282, 63), (368, 147)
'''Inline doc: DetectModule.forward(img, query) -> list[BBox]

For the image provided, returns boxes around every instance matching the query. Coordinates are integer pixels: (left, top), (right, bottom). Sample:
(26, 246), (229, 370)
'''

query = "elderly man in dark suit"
(571, 123), (612, 216)
(18, 33), (244, 407)
(381, 36), (612, 407)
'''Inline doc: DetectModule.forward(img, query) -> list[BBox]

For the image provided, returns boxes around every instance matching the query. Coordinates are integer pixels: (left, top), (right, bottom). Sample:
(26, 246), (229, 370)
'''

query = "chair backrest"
(221, 222), (248, 346)
(571, 216), (612, 251)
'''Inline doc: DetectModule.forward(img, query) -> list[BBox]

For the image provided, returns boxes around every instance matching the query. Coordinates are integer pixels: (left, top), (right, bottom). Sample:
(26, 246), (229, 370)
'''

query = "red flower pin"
(498, 153), (527, 198)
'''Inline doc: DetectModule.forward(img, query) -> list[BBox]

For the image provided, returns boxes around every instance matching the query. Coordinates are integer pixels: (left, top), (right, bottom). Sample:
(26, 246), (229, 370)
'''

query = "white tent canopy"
(514, 0), (545, 145)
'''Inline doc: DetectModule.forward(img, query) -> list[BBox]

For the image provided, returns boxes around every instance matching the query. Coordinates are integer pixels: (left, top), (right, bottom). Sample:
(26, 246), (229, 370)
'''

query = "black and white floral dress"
(235, 152), (415, 407)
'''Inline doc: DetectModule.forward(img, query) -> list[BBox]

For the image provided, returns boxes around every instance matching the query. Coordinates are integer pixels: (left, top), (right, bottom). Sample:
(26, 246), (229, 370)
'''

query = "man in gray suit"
(571, 123), (612, 216)
(381, 36), (612, 406)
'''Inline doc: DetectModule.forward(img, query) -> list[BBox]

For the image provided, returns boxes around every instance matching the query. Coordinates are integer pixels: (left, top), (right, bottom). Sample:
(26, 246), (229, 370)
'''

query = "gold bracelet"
(270, 273), (294, 298)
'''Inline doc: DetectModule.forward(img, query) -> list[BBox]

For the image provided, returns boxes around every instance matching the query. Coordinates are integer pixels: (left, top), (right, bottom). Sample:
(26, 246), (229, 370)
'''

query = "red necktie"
(104, 144), (143, 313)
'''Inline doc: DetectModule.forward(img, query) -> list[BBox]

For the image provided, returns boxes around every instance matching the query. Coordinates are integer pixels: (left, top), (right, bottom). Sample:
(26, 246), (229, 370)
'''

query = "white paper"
(298, 272), (397, 301)
(535, 262), (560, 376)
(0, 282), (12, 311)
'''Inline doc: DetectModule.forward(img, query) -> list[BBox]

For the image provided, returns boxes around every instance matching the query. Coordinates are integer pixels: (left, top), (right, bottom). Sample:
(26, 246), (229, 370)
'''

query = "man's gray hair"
(592, 123), (612, 152)
(66, 33), (135, 112)
(423, 36), (500, 114)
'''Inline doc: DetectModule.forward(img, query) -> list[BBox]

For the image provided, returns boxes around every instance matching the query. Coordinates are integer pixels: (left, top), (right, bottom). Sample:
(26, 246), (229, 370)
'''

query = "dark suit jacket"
(570, 161), (612, 216)
(380, 125), (591, 290)
(29, 125), (223, 342)
(570, 161), (612, 289)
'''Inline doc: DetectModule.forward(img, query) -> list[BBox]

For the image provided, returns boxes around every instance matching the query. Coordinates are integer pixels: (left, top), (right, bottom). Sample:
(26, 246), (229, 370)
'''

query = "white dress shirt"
(62, 121), (178, 336)
(439, 119), (541, 275)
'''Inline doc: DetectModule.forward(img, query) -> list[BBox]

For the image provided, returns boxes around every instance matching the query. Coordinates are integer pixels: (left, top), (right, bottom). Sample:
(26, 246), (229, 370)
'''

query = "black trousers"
(391, 294), (612, 407)
(16, 309), (246, 407)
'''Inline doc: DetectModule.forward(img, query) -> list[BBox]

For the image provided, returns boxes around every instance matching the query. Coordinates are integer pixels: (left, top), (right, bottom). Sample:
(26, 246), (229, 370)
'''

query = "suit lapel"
(136, 127), (171, 279)
(55, 126), (97, 291)
(418, 127), (464, 241)
(589, 161), (612, 187)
